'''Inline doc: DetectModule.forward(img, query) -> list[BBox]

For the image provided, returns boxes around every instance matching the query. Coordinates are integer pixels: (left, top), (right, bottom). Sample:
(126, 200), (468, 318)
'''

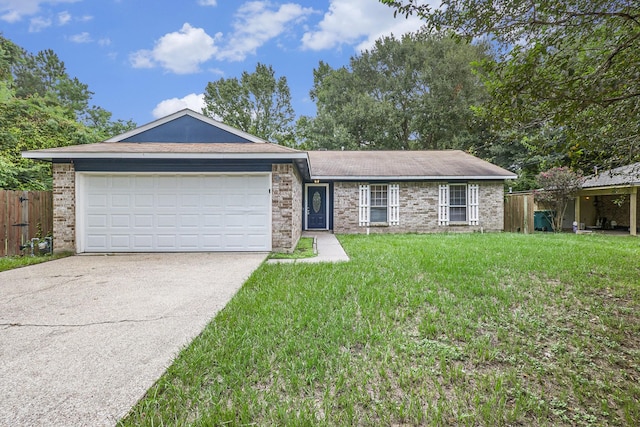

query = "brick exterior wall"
(52, 163), (76, 253)
(271, 164), (302, 252)
(333, 181), (505, 234)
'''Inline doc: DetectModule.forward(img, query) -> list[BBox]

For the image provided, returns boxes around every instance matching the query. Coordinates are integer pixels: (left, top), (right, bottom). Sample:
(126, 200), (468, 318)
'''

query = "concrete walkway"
(268, 231), (349, 264)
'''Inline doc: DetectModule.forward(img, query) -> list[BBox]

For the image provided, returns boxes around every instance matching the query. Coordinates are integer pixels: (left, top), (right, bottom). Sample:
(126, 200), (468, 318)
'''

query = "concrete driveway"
(0, 253), (265, 427)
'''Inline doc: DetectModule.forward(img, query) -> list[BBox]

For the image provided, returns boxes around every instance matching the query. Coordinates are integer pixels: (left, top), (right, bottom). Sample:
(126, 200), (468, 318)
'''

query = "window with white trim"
(370, 184), (388, 222)
(438, 183), (479, 226)
(359, 184), (400, 226)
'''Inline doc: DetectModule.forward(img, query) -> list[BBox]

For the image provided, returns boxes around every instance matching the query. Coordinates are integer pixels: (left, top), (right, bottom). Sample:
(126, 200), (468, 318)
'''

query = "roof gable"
(106, 109), (267, 143)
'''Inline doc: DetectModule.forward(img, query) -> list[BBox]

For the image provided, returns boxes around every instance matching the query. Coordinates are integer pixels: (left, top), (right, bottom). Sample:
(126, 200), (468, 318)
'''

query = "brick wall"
(52, 163), (76, 253)
(333, 181), (505, 234)
(271, 164), (302, 252)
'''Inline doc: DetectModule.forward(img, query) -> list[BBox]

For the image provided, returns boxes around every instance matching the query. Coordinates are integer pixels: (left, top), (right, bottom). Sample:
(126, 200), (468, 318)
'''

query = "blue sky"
(1, 0), (425, 127)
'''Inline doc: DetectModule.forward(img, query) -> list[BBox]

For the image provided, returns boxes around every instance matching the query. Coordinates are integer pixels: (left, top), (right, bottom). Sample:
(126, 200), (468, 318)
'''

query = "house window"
(359, 184), (399, 226)
(370, 184), (388, 223)
(449, 184), (467, 222)
(438, 183), (479, 226)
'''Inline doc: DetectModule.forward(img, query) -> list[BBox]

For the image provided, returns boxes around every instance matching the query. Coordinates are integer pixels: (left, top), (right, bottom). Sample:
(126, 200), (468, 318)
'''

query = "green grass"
(0, 252), (71, 272)
(269, 237), (316, 259)
(119, 233), (640, 426)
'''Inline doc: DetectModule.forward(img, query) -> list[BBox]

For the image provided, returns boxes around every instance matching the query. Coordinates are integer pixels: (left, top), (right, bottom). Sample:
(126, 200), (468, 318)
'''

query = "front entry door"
(306, 185), (328, 229)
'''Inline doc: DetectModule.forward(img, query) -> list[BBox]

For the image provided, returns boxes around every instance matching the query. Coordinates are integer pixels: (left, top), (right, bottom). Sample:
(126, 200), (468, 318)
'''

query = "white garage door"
(78, 173), (271, 252)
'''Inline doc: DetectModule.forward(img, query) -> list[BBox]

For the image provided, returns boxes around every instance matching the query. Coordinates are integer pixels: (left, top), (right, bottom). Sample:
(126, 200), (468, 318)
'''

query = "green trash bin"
(534, 210), (554, 231)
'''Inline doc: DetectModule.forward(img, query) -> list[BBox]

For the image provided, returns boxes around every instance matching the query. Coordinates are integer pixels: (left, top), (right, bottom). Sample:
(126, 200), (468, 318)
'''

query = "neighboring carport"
(574, 163), (640, 235)
(0, 252), (265, 426)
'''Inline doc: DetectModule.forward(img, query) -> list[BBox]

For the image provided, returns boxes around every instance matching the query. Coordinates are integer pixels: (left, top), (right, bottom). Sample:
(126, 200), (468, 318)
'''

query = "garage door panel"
(157, 194), (177, 208)
(111, 215), (130, 228)
(134, 215), (153, 228)
(110, 235), (131, 249)
(178, 235), (199, 249)
(135, 194), (154, 208)
(180, 194), (200, 207)
(112, 176), (133, 189)
(134, 176), (154, 188)
(247, 234), (269, 249)
(88, 194), (108, 208)
(132, 235), (153, 250)
(157, 215), (177, 227)
(81, 174), (271, 252)
(87, 235), (107, 249)
(157, 235), (177, 248)
(87, 214), (107, 228)
(111, 194), (130, 207)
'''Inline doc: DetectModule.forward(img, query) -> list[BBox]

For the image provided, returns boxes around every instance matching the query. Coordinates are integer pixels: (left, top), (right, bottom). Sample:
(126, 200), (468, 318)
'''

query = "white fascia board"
(311, 175), (518, 181)
(22, 151), (308, 160)
(105, 109), (268, 143)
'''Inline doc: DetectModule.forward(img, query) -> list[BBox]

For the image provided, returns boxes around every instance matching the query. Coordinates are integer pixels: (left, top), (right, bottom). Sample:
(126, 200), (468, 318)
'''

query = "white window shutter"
(359, 184), (370, 226)
(468, 184), (479, 225)
(388, 184), (399, 225)
(438, 184), (449, 225)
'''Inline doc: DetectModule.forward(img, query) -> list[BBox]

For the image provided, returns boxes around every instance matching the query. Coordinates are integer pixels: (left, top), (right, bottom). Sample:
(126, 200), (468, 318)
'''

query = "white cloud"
(98, 37), (111, 46)
(197, 0), (217, 6)
(0, 0), (78, 23)
(28, 16), (51, 32)
(69, 32), (92, 43)
(217, 1), (315, 61)
(130, 23), (220, 74)
(129, 49), (154, 69)
(152, 93), (206, 118)
(57, 10), (70, 25)
(301, 0), (425, 52)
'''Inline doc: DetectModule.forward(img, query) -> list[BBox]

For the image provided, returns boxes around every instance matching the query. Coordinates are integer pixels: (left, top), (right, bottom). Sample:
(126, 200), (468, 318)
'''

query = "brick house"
(23, 109), (516, 254)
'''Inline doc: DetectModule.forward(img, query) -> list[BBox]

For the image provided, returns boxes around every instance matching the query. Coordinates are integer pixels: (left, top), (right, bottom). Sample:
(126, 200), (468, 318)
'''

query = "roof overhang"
(311, 174), (517, 181)
(22, 151), (309, 161)
(22, 150), (311, 180)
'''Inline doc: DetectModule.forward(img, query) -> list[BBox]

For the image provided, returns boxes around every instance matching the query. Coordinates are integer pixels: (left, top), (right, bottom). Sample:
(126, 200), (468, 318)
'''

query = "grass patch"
(120, 233), (640, 426)
(269, 237), (316, 259)
(0, 252), (71, 272)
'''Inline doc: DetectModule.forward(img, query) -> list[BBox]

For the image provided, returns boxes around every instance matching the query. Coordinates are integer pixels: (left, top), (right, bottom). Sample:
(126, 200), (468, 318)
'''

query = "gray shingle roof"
(582, 162), (640, 188)
(308, 150), (516, 179)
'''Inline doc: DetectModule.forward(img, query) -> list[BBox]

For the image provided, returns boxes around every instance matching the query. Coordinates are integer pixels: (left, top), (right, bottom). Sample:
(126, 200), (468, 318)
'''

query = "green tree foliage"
(381, 0), (640, 170)
(0, 96), (95, 189)
(0, 35), (136, 190)
(203, 63), (295, 146)
(298, 31), (492, 151)
(534, 167), (584, 232)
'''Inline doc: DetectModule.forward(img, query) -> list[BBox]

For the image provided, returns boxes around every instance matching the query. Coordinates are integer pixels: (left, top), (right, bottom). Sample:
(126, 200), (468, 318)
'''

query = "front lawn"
(120, 233), (640, 426)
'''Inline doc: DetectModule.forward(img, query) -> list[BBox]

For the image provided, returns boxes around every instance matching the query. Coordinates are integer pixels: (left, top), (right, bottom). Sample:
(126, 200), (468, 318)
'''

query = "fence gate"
(0, 190), (53, 257)
(504, 193), (535, 234)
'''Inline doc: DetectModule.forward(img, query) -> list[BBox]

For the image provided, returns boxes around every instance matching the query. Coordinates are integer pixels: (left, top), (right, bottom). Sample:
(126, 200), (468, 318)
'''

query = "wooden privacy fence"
(504, 193), (535, 234)
(0, 190), (53, 257)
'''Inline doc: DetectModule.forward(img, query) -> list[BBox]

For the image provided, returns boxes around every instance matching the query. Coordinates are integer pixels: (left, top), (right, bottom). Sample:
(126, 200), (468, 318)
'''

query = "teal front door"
(306, 185), (327, 229)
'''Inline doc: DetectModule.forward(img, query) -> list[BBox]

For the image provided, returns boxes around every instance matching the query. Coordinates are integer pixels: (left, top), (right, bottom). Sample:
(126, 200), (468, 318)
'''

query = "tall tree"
(203, 63), (295, 146)
(298, 31), (492, 151)
(380, 0), (640, 169)
(12, 48), (92, 119)
(0, 35), (137, 189)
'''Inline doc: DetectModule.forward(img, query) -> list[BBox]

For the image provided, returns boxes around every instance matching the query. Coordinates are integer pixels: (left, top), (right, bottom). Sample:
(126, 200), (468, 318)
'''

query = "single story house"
(574, 162), (640, 236)
(23, 109), (516, 253)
